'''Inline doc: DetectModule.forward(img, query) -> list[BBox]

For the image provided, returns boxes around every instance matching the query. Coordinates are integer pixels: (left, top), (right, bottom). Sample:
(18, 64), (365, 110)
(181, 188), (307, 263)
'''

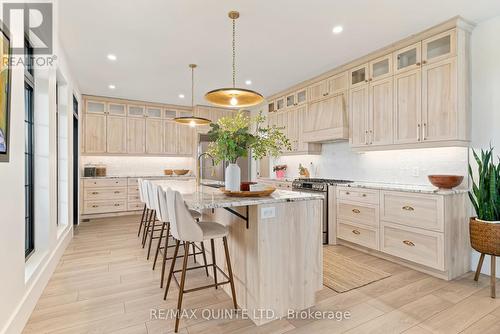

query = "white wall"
(81, 156), (195, 176)
(470, 15), (500, 277)
(0, 1), (81, 333)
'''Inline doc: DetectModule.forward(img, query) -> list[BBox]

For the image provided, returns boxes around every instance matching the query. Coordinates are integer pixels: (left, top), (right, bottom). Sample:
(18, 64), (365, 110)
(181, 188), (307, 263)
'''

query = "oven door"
(292, 188), (328, 244)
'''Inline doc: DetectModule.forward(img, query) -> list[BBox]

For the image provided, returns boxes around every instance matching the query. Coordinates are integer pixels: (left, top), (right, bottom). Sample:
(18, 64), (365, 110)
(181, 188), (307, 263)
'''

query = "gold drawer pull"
(352, 230), (361, 235)
(92, 191), (99, 195)
(114, 203), (120, 207)
(114, 191), (120, 194)
(91, 205), (98, 208)
(345, 191), (350, 195)
(402, 206), (414, 211)
(352, 209), (361, 214)
(403, 240), (415, 247)
(362, 194), (367, 197)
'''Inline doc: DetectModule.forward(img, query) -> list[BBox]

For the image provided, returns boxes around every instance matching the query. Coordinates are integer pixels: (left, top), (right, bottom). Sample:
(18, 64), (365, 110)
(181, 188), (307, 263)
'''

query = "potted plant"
(207, 111), (290, 191)
(468, 147), (500, 298)
(273, 165), (287, 179)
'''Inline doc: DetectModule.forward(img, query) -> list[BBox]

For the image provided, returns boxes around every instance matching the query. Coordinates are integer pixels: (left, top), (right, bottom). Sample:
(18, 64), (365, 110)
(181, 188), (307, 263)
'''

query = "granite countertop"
(81, 174), (194, 179)
(152, 179), (323, 211)
(336, 181), (469, 195)
(256, 177), (295, 183)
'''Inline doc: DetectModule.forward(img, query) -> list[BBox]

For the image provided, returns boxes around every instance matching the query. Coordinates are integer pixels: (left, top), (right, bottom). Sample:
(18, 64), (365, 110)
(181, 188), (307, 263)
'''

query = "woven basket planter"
(469, 218), (500, 256)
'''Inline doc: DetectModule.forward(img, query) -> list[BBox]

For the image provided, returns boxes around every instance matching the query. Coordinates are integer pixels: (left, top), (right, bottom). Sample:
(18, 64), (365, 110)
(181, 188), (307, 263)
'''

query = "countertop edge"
(335, 182), (469, 195)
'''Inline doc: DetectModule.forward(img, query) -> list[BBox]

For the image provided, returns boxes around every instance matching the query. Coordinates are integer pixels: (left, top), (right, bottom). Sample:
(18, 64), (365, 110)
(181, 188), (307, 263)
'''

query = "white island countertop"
(337, 181), (469, 195)
(152, 179), (323, 211)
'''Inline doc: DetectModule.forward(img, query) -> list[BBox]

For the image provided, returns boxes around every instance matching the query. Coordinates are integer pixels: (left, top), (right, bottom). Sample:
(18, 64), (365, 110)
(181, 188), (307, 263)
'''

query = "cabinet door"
(285, 93), (295, 109)
(85, 114), (107, 153)
(163, 120), (177, 154)
(145, 118), (163, 154)
(349, 85), (369, 147)
(287, 108), (300, 151)
(394, 69), (421, 144)
(275, 97), (285, 111)
(268, 100), (276, 113)
(127, 118), (146, 154)
(296, 89), (307, 106)
(106, 116), (127, 153)
(349, 64), (369, 88)
(108, 103), (126, 116)
(422, 57), (457, 142)
(327, 72), (348, 95)
(86, 100), (106, 114)
(268, 112), (277, 128)
(307, 80), (327, 102)
(177, 112), (194, 155)
(369, 54), (392, 82)
(422, 30), (456, 65)
(394, 42), (422, 74)
(145, 107), (162, 119)
(369, 77), (393, 145)
(127, 105), (145, 118)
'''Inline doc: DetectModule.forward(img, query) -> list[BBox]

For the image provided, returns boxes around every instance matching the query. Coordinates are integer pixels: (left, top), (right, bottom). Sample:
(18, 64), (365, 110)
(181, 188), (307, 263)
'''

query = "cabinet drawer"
(337, 201), (378, 227)
(84, 178), (127, 188)
(337, 188), (379, 205)
(128, 194), (141, 202)
(128, 178), (139, 186)
(380, 191), (444, 232)
(128, 202), (144, 211)
(380, 222), (444, 270)
(83, 200), (127, 214)
(337, 220), (379, 250)
(128, 185), (139, 195)
(84, 187), (127, 201)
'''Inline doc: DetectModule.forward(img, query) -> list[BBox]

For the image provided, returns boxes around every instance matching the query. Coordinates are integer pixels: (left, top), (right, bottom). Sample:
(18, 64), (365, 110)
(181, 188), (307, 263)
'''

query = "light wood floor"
(23, 215), (500, 334)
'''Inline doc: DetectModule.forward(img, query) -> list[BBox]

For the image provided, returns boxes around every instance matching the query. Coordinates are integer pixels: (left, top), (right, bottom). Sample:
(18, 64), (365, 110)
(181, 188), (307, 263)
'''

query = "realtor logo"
(3, 2), (53, 54)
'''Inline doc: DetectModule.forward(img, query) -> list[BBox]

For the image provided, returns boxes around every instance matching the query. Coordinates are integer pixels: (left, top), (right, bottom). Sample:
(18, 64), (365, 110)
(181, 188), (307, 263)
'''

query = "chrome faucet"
(196, 152), (216, 186)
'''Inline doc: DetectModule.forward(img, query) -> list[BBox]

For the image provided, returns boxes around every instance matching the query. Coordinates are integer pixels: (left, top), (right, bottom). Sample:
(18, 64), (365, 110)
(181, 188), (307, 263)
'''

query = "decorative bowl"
(240, 181), (257, 191)
(173, 169), (190, 176)
(164, 169), (173, 176)
(428, 175), (464, 189)
(220, 187), (276, 197)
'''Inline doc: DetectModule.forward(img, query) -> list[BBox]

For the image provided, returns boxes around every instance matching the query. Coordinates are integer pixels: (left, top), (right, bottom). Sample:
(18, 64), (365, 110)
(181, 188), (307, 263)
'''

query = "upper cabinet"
(127, 105), (145, 118)
(422, 30), (456, 65)
(394, 42), (422, 74)
(349, 64), (369, 88)
(369, 55), (392, 82)
(86, 100), (106, 114)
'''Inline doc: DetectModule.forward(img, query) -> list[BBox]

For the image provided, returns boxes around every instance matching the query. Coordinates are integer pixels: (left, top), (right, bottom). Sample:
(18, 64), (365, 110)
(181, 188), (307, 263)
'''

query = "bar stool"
(142, 180), (166, 259)
(160, 187), (237, 333)
(136, 179), (148, 238)
(150, 183), (209, 286)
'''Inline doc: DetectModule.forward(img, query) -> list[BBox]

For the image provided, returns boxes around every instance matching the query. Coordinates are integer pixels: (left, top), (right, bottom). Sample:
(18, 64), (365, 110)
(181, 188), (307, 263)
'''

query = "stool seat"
(199, 221), (228, 240)
(189, 210), (202, 220)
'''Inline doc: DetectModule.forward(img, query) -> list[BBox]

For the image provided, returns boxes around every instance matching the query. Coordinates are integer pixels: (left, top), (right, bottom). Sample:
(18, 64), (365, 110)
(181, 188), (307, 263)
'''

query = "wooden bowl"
(164, 169), (173, 176)
(173, 169), (190, 176)
(428, 175), (464, 189)
(220, 187), (276, 197)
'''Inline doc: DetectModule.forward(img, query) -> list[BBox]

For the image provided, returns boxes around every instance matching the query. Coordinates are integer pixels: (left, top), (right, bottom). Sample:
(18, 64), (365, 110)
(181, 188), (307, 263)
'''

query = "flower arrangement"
(207, 111), (291, 164)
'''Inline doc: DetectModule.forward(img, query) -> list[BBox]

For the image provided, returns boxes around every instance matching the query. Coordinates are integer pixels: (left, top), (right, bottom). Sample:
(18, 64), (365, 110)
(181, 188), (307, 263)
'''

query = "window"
(25, 37), (35, 259)
(24, 81), (34, 258)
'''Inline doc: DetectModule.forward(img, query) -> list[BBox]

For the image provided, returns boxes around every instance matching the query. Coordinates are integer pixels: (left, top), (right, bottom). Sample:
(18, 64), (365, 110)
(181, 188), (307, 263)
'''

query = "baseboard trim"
(1, 227), (73, 334)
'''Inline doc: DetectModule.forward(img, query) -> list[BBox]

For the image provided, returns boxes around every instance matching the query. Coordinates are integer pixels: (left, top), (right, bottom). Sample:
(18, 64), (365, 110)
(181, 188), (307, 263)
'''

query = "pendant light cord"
(232, 17), (236, 88)
(191, 65), (195, 108)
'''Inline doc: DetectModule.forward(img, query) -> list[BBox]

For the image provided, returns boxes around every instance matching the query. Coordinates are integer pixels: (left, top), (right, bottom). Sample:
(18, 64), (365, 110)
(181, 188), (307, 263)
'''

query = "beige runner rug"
(323, 246), (391, 293)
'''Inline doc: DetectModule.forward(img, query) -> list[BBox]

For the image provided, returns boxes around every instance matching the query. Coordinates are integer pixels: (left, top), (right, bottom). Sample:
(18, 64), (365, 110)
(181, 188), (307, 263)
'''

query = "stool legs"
(175, 242), (190, 333)
(146, 211), (157, 260)
(474, 253), (485, 281)
(201, 241), (209, 277)
(137, 205), (147, 237)
(160, 223), (171, 288)
(491, 255), (496, 298)
(164, 240), (180, 301)
(210, 239), (218, 289)
(142, 210), (154, 247)
(152, 221), (166, 270)
(223, 236), (237, 309)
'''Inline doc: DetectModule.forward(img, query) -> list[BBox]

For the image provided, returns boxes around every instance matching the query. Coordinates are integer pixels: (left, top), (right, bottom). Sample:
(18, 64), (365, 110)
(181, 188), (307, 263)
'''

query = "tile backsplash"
(81, 156), (195, 176)
(272, 142), (469, 187)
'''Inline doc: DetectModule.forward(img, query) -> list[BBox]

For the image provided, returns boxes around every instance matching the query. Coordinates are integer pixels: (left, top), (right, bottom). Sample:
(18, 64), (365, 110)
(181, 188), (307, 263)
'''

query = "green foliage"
(207, 111), (291, 164)
(469, 147), (500, 221)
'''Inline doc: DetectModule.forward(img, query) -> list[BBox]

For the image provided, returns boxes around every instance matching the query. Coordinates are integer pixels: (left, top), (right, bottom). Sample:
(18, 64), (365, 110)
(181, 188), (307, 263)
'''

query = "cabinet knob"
(92, 205), (98, 208)
(92, 191), (99, 195)
(352, 209), (361, 214)
(422, 60), (427, 65)
(114, 203), (120, 207)
(114, 191), (120, 194)
(369, 78), (372, 81)
(403, 240), (415, 247)
(364, 79), (368, 83)
(416, 62), (421, 66)
(362, 194), (367, 197)
(345, 191), (350, 195)
(402, 205), (415, 211)
(352, 230), (361, 235)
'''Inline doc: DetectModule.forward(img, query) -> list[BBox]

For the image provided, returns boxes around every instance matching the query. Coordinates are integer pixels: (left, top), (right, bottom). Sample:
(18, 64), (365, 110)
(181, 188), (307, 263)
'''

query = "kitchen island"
(153, 179), (324, 325)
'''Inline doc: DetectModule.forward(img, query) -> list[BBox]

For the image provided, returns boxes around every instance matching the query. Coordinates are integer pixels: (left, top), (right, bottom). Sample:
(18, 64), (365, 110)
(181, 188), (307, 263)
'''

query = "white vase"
(225, 163), (241, 192)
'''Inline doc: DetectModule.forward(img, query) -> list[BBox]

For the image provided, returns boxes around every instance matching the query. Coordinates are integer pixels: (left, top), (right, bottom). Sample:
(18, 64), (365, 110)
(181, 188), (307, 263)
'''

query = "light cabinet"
(86, 100), (106, 114)
(368, 77), (393, 146)
(163, 120), (177, 154)
(308, 72), (348, 103)
(394, 42), (422, 74)
(177, 111), (194, 156)
(145, 118), (163, 154)
(422, 29), (456, 65)
(349, 64), (369, 88)
(106, 116), (127, 153)
(267, 100), (276, 113)
(108, 103), (126, 116)
(275, 97), (285, 111)
(349, 85), (369, 147)
(146, 106), (162, 118)
(394, 69), (422, 144)
(128, 105), (145, 117)
(286, 108), (300, 151)
(307, 80), (327, 103)
(84, 113), (107, 153)
(127, 117), (146, 154)
(369, 55), (392, 82)
(285, 88), (307, 109)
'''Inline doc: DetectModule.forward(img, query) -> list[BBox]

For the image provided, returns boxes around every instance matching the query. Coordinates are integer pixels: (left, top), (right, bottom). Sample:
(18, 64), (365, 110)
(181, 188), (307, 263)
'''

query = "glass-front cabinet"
(422, 30), (455, 65)
(296, 89), (307, 105)
(369, 54), (392, 81)
(127, 105), (145, 117)
(107, 103), (126, 116)
(86, 100), (106, 114)
(268, 100), (275, 113)
(349, 64), (369, 87)
(145, 106), (162, 118)
(394, 42), (421, 74)
(286, 93), (295, 108)
(275, 96), (285, 111)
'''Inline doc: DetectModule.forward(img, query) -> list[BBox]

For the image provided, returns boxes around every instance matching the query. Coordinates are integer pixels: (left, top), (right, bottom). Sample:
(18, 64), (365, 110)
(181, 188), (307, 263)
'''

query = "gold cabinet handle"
(91, 205), (98, 208)
(362, 194), (367, 197)
(417, 124), (421, 141)
(352, 209), (361, 214)
(345, 191), (350, 195)
(402, 205), (414, 211)
(403, 240), (415, 247)
(416, 62), (421, 66)
(422, 60), (427, 65)
(114, 191), (120, 194)
(352, 230), (361, 235)
(92, 191), (99, 195)
(423, 123), (427, 141)
(114, 203), (120, 207)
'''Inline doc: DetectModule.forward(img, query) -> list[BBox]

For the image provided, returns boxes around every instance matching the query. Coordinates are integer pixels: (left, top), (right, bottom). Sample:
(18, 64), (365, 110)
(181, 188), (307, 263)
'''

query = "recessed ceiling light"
(107, 54), (117, 61)
(178, 94), (185, 99)
(245, 80), (252, 85)
(108, 84), (116, 89)
(332, 25), (343, 34)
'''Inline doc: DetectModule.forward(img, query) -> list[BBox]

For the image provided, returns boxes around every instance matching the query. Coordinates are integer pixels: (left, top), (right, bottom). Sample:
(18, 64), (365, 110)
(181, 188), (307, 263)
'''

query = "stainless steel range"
(292, 178), (353, 244)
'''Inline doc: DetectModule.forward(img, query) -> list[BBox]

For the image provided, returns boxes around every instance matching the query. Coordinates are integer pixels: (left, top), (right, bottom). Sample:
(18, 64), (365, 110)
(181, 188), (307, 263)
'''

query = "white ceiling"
(59, 0), (500, 106)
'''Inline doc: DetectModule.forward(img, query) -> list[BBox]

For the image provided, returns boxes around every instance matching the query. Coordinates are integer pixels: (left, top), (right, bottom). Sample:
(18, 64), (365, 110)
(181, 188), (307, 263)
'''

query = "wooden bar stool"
(470, 218), (500, 298)
(141, 180), (166, 259)
(160, 187), (237, 333)
(149, 183), (209, 282)
(136, 179), (149, 238)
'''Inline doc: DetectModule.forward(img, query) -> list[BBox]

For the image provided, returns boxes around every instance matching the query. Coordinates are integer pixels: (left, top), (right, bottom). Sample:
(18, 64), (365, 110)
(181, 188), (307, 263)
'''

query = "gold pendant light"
(174, 64), (211, 127)
(204, 11), (264, 108)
